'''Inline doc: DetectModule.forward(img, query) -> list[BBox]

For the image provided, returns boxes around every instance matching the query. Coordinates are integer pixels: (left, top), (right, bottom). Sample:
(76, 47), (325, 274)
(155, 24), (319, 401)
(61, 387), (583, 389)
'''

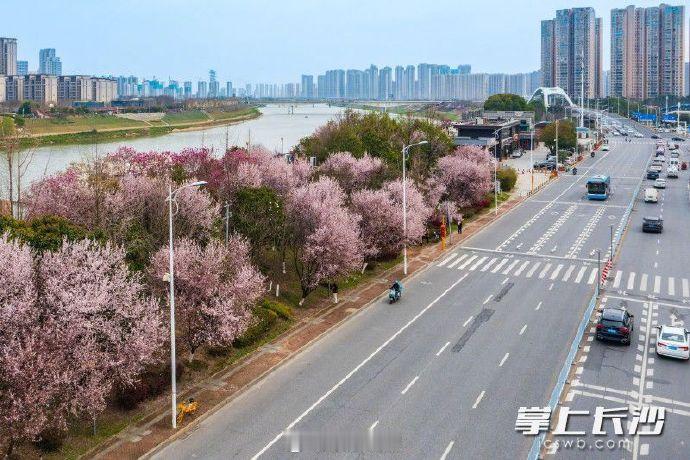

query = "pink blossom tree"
(318, 152), (385, 194)
(350, 189), (400, 260)
(436, 146), (494, 208)
(382, 178), (432, 245)
(149, 237), (265, 359)
(287, 177), (363, 302)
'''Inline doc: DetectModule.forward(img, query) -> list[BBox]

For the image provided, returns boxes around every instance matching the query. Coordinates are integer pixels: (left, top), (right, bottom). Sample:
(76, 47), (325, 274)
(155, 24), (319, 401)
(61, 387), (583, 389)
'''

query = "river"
(0, 103), (349, 198)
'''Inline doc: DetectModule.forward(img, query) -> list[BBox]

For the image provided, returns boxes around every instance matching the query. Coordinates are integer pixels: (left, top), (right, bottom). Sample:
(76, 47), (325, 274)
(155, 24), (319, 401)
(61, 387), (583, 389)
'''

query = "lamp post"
(609, 224), (614, 262)
(402, 140), (428, 275)
(167, 180), (207, 429)
(491, 128), (502, 215)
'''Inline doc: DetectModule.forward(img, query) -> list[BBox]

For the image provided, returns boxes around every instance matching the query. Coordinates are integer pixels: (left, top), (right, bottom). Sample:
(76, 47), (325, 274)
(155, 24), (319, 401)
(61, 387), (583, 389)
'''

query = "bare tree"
(0, 116), (37, 218)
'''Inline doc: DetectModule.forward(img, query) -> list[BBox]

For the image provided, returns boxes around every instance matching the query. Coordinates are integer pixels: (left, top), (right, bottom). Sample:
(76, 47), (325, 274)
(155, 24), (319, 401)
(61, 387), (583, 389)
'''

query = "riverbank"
(19, 107), (261, 149)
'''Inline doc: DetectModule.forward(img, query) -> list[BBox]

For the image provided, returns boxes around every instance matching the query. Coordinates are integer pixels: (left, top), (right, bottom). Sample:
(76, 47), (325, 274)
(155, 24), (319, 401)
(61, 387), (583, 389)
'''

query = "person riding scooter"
(572, 167), (577, 175)
(389, 280), (403, 303)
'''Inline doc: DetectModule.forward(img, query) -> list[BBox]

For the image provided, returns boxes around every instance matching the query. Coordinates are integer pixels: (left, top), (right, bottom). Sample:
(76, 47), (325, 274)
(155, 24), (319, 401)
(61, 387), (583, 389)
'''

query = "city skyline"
(4, 0), (687, 86)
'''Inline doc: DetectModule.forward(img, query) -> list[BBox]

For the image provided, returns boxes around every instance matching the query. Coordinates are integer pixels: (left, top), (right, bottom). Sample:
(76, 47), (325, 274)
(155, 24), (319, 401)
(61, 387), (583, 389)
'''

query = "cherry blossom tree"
(149, 237), (265, 359)
(318, 152), (385, 194)
(350, 189), (400, 259)
(436, 146), (494, 208)
(382, 178), (432, 245)
(287, 177), (363, 302)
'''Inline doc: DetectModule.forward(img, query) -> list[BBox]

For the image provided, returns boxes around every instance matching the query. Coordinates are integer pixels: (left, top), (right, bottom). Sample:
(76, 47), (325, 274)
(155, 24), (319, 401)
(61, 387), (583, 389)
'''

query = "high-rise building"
(39, 48), (62, 76)
(17, 60), (28, 75)
(610, 4), (685, 99)
(685, 62), (690, 96)
(394, 65), (404, 100)
(488, 74), (507, 96)
(417, 63), (431, 100)
(457, 64), (471, 75)
(541, 8), (603, 100)
(208, 70), (219, 98)
(0, 37), (17, 75)
(197, 80), (208, 99)
(226, 81), (233, 97)
(404, 65), (415, 99)
(300, 75), (314, 98)
(379, 66), (393, 100)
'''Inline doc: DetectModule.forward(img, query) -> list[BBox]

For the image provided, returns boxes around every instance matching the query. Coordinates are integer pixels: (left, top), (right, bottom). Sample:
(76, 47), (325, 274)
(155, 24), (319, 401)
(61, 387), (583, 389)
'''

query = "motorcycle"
(572, 167), (578, 175)
(590, 151), (595, 158)
(389, 288), (401, 304)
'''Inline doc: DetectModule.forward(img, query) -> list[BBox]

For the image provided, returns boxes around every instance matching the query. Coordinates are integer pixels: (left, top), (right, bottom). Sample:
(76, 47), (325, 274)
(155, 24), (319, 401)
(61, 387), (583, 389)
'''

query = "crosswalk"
(437, 251), (690, 299)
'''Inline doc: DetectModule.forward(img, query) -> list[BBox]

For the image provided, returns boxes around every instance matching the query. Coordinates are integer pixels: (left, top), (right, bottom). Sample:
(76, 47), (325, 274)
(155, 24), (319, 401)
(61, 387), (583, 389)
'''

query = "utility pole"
(579, 52), (585, 128)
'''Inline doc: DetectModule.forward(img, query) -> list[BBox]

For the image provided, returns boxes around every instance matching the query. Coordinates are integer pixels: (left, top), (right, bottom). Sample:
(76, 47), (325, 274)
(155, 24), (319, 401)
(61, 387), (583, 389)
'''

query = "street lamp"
(167, 180), (207, 429)
(402, 140), (428, 275)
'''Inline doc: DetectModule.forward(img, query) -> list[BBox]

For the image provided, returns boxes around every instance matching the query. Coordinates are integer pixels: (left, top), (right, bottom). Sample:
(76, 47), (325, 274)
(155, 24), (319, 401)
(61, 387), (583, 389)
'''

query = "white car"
(635, 133), (644, 138)
(601, 145), (610, 151)
(667, 166), (679, 178)
(644, 187), (659, 203)
(654, 178), (667, 188)
(656, 326), (690, 360)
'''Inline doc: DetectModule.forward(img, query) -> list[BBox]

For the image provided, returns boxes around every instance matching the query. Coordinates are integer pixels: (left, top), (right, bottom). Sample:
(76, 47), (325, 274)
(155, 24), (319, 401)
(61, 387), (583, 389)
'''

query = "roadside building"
(451, 118), (521, 159)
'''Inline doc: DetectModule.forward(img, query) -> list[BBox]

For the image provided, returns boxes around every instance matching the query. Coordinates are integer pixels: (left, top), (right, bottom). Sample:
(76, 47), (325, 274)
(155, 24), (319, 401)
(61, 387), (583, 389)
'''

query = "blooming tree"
(287, 177), (363, 301)
(318, 152), (385, 194)
(382, 179), (432, 245)
(436, 146), (494, 208)
(150, 237), (265, 359)
(350, 189), (400, 259)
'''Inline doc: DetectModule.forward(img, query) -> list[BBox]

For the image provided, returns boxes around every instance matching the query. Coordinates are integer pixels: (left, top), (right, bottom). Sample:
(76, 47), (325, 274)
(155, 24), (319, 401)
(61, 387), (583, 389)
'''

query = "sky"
(4, 0), (687, 85)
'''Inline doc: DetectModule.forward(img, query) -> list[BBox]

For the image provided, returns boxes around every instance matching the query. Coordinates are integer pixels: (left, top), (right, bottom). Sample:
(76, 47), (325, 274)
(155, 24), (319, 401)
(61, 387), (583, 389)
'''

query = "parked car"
(510, 150), (523, 158)
(655, 326), (690, 360)
(646, 170), (660, 180)
(644, 188), (659, 203)
(635, 133), (644, 138)
(642, 216), (664, 233)
(601, 145), (610, 151)
(654, 178), (667, 188)
(595, 308), (634, 345)
(671, 137), (685, 142)
(651, 134), (660, 139)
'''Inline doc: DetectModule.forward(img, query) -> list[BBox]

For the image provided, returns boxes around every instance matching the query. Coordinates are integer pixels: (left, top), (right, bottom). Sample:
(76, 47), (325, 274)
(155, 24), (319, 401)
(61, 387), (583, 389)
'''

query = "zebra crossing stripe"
(587, 268), (597, 285)
(480, 258), (498, 272)
(562, 265), (576, 282)
(526, 262), (541, 278)
(447, 254), (467, 269)
(550, 264), (564, 280)
(539, 263), (552, 279)
(640, 273), (648, 292)
(612, 270), (622, 288)
(469, 256), (488, 271)
(437, 253), (457, 267)
(654, 276), (661, 294)
(668, 277), (675, 296)
(683, 278), (690, 298)
(574, 266), (587, 283)
(514, 261), (530, 276)
(627, 272), (636, 290)
(491, 258), (509, 273)
(503, 259), (520, 275)
(458, 255), (477, 270)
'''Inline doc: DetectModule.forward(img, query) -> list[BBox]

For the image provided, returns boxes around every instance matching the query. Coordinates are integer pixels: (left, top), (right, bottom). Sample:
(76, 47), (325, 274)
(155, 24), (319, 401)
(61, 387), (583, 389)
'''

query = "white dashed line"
(520, 324), (527, 335)
(436, 342), (451, 356)
(401, 376), (419, 395)
(440, 441), (455, 460)
(369, 420), (379, 432)
(472, 390), (486, 409)
(499, 353), (510, 367)
(463, 316), (474, 327)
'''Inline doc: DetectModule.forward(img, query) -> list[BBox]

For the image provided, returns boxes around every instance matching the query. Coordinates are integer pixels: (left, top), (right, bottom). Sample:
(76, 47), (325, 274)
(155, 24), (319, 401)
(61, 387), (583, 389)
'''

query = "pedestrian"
(331, 283), (339, 304)
(457, 215), (463, 234)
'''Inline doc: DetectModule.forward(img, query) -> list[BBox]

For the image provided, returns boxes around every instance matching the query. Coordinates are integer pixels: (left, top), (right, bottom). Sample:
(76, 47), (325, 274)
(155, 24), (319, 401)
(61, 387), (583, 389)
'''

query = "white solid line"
(587, 267), (597, 285)
(683, 279), (690, 298)
(574, 265), (587, 283)
(520, 324), (527, 335)
(539, 263), (552, 279)
(668, 277), (675, 296)
(491, 258), (509, 273)
(654, 276), (661, 294)
(501, 277), (509, 285)
(463, 316), (474, 328)
(526, 262), (541, 278)
(437, 253), (457, 267)
(249, 273), (469, 460)
(447, 254), (467, 269)
(369, 420), (379, 432)
(499, 353), (510, 367)
(440, 441), (455, 460)
(483, 295), (492, 305)
(503, 259), (520, 275)
(401, 376), (419, 395)
(514, 260), (530, 276)
(613, 270), (622, 288)
(472, 390), (486, 409)
(550, 264), (564, 280)
(436, 341), (451, 356)
(469, 256), (488, 271)
(640, 273), (648, 292)
(535, 301), (542, 311)
(458, 255), (477, 270)
(628, 272), (636, 290)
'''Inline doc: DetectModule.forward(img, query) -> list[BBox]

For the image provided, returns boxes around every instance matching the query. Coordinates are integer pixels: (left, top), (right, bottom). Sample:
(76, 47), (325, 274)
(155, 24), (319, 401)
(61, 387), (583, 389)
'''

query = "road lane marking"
(535, 301), (542, 311)
(653, 276), (661, 294)
(526, 262), (541, 278)
(401, 376), (419, 395)
(480, 257), (497, 272)
(514, 260), (530, 276)
(503, 259), (520, 275)
(499, 353), (509, 367)
(483, 295), (492, 305)
(575, 266), (587, 283)
(491, 258), (509, 273)
(562, 264), (576, 282)
(472, 390), (486, 409)
(550, 264), (564, 280)
(463, 316), (473, 327)
(440, 441), (455, 460)
(369, 420), (379, 432)
(683, 279), (690, 298)
(668, 277), (675, 296)
(520, 324), (527, 335)
(249, 273), (469, 460)
(458, 255), (477, 270)
(587, 267), (597, 285)
(447, 254), (467, 269)
(436, 342), (451, 356)
(539, 263), (552, 279)
(613, 270), (622, 288)
(469, 256), (487, 271)
(501, 277), (509, 285)
(627, 272), (636, 290)
(549, 283), (554, 290)
(640, 273), (648, 291)
(437, 253), (457, 267)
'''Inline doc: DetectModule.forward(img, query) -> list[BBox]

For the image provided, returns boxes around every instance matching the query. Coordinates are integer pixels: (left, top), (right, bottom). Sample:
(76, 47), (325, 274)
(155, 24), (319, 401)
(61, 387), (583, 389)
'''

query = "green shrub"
(260, 299), (293, 320)
(496, 167), (518, 192)
(232, 307), (278, 348)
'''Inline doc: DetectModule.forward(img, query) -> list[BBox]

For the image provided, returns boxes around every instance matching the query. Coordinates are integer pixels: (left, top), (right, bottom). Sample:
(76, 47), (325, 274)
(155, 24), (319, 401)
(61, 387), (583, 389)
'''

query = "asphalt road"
(551, 130), (690, 459)
(153, 121), (670, 460)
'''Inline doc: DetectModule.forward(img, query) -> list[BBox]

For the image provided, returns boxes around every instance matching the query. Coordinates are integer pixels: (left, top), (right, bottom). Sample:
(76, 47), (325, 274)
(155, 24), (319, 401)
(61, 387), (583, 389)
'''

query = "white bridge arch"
(528, 87), (575, 109)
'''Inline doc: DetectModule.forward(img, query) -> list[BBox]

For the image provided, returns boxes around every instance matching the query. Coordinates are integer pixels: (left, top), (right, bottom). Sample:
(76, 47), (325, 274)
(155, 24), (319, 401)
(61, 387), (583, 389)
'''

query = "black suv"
(642, 216), (663, 233)
(596, 308), (634, 345)
(646, 170), (659, 180)
(671, 137), (685, 142)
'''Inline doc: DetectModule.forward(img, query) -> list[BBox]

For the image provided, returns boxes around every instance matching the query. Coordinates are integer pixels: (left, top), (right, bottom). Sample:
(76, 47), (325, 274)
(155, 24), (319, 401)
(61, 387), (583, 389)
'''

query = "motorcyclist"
(572, 167), (577, 175)
(391, 280), (403, 297)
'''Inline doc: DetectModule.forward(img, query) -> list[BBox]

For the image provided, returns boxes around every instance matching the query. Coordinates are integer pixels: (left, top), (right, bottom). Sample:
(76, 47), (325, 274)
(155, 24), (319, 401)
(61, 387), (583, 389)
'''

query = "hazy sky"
(5, 0), (686, 84)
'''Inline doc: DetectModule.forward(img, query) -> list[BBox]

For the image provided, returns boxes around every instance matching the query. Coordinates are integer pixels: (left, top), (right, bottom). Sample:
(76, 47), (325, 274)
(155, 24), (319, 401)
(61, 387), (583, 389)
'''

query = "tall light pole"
(167, 180), (207, 429)
(402, 140), (428, 275)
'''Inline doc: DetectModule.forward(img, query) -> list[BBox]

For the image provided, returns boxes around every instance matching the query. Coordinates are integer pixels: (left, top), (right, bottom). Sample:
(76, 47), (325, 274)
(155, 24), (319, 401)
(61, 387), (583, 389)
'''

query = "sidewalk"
(86, 190), (536, 460)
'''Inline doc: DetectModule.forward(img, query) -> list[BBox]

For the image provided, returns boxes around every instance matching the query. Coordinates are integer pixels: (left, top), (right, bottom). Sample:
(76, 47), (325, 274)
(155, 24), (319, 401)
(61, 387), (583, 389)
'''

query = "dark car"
(646, 170), (659, 180)
(642, 216), (663, 233)
(596, 308), (634, 345)
(671, 137), (685, 142)
(651, 134), (660, 139)
(621, 132), (629, 136)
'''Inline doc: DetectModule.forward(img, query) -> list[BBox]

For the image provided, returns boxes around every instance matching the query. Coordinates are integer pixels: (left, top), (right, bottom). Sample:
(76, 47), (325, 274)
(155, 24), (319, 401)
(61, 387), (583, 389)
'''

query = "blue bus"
(587, 175), (611, 200)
